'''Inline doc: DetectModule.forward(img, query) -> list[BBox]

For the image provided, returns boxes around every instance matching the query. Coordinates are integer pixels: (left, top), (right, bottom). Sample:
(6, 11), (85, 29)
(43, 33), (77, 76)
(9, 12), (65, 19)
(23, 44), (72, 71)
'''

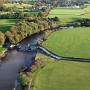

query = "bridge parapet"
(16, 44), (37, 51)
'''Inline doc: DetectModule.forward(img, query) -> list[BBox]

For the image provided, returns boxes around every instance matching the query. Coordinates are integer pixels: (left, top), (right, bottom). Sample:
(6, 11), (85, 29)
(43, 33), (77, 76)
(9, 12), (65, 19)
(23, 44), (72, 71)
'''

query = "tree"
(38, 12), (45, 17)
(19, 74), (30, 86)
(0, 31), (5, 45)
(0, 4), (6, 11)
(54, 17), (59, 21)
(5, 31), (13, 43)
(75, 22), (81, 27)
(19, 66), (27, 73)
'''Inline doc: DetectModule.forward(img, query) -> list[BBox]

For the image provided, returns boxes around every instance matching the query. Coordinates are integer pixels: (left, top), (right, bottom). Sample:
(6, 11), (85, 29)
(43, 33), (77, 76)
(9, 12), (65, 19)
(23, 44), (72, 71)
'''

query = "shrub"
(19, 74), (30, 86)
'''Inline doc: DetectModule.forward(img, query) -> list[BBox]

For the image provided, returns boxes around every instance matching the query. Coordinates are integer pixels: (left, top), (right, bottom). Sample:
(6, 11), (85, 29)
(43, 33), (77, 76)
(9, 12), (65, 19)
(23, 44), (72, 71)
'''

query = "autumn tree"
(0, 31), (5, 45)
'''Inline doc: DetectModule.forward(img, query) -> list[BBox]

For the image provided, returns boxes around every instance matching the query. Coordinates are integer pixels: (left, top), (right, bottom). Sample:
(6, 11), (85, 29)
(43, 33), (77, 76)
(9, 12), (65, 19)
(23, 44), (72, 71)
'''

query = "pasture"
(33, 53), (90, 90)
(48, 6), (90, 24)
(3, 4), (32, 8)
(0, 19), (20, 33)
(32, 27), (90, 90)
(44, 27), (90, 58)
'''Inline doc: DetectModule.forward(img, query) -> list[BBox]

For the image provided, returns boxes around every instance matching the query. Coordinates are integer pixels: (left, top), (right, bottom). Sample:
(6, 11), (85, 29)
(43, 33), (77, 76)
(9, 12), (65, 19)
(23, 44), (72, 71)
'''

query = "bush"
(19, 74), (30, 86)
(0, 31), (5, 45)
(19, 66), (27, 73)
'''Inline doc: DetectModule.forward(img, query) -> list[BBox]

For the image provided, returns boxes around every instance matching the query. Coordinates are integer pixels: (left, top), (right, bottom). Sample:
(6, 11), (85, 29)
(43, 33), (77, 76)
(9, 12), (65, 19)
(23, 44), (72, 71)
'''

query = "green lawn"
(0, 19), (21, 33)
(49, 8), (84, 15)
(33, 53), (90, 90)
(44, 27), (90, 58)
(32, 27), (90, 90)
(48, 6), (90, 24)
(3, 4), (32, 8)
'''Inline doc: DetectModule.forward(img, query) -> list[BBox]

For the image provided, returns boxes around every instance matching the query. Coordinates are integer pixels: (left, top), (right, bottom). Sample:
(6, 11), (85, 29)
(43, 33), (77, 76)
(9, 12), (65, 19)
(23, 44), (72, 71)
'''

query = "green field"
(0, 19), (21, 33)
(3, 4), (32, 8)
(33, 53), (90, 90)
(44, 27), (90, 58)
(32, 27), (90, 90)
(48, 6), (90, 24)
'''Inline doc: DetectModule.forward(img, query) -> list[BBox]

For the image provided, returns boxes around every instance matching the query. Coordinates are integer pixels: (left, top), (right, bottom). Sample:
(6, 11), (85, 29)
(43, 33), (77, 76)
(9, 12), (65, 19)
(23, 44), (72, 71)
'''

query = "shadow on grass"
(0, 19), (21, 33)
(0, 25), (11, 33)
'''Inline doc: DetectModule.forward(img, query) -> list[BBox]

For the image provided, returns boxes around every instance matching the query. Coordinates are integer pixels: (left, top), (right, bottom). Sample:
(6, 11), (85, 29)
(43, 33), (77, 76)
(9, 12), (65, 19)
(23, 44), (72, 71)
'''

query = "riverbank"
(0, 32), (43, 90)
(0, 46), (7, 60)
(32, 53), (90, 90)
(30, 27), (90, 90)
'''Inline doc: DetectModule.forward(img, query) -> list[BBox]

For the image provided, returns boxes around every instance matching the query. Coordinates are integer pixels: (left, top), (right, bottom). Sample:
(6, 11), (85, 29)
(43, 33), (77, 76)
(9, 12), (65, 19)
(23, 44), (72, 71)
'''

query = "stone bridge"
(8, 44), (90, 62)
(16, 44), (37, 51)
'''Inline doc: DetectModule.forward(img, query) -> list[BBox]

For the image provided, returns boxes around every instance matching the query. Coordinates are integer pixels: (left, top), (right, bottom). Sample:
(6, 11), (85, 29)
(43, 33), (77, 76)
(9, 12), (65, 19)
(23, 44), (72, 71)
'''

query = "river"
(0, 32), (43, 90)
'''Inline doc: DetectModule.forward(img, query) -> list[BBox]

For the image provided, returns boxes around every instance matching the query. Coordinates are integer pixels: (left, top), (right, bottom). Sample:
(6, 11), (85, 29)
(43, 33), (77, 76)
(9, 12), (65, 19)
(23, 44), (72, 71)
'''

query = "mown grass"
(32, 28), (90, 90)
(32, 53), (90, 90)
(44, 27), (90, 58)
(3, 4), (32, 8)
(0, 19), (21, 33)
(48, 6), (90, 24)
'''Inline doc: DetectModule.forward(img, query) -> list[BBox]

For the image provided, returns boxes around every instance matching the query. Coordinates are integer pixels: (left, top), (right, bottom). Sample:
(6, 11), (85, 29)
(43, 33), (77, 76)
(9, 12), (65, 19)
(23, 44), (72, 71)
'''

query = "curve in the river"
(0, 32), (43, 90)
(38, 46), (90, 62)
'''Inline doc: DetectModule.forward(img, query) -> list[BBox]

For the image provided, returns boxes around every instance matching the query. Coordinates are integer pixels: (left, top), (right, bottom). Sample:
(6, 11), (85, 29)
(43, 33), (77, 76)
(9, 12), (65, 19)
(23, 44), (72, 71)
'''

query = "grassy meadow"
(3, 4), (32, 8)
(0, 19), (21, 33)
(44, 27), (90, 58)
(48, 6), (90, 24)
(32, 27), (90, 90)
(32, 53), (90, 90)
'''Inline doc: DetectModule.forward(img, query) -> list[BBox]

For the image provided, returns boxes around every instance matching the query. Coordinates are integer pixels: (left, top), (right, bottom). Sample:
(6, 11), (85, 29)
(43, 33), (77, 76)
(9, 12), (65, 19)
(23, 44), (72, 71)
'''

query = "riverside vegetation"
(28, 2), (90, 90)
(31, 27), (90, 90)
(0, 1), (90, 90)
(0, 3), (58, 56)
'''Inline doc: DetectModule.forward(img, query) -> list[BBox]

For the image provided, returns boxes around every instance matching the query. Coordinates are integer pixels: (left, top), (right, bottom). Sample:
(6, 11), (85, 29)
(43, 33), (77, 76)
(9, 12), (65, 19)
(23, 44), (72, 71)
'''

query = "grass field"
(44, 27), (90, 58)
(32, 27), (90, 90)
(33, 53), (90, 90)
(48, 6), (90, 24)
(3, 4), (32, 8)
(0, 19), (21, 33)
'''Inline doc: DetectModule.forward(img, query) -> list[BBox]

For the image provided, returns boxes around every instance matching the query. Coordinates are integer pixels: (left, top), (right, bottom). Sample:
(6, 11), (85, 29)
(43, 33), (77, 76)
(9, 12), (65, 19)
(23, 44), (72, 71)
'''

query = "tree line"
(75, 18), (90, 27)
(0, 16), (59, 47)
(18, 57), (44, 90)
(0, 12), (30, 19)
(5, 17), (59, 44)
(0, 6), (57, 46)
(0, 6), (50, 19)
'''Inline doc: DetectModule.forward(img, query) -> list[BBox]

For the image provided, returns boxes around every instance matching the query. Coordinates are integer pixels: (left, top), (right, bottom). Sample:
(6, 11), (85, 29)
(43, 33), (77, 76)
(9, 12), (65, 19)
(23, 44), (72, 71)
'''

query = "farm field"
(48, 6), (90, 24)
(32, 27), (90, 90)
(3, 4), (32, 8)
(44, 27), (90, 58)
(33, 53), (90, 90)
(0, 19), (21, 33)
